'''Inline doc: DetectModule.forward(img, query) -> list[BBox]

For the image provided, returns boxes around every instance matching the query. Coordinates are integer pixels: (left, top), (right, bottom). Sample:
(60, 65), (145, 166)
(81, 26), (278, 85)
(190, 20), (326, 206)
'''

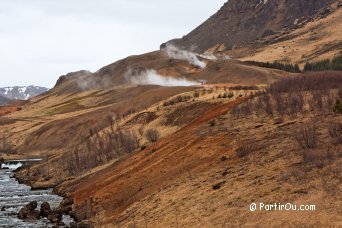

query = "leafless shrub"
(329, 122), (342, 144)
(273, 93), (287, 115)
(209, 119), (217, 127)
(338, 87), (342, 99)
(164, 95), (191, 106)
(309, 91), (324, 112)
(138, 126), (144, 136)
(260, 94), (273, 116)
(201, 89), (206, 95)
(269, 72), (342, 93)
(229, 85), (259, 90)
(123, 108), (136, 117)
(295, 123), (318, 150)
(287, 92), (304, 116)
(146, 129), (160, 143)
(62, 116), (140, 176)
(333, 99), (342, 114)
(212, 181), (226, 190)
(325, 94), (335, 113)
(207, 88), (214, 94)
(120, 130), (140, 154)
(236, 141), (256, 158)
(193, 91), (200, 98)
(301, 149), (334, 167)
(230, 72), (342, 119)
(282, 167), (307, 183)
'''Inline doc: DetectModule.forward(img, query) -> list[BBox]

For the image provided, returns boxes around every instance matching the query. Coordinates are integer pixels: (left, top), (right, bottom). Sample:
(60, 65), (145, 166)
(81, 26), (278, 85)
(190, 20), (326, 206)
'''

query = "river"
(0, 161), (69, 227)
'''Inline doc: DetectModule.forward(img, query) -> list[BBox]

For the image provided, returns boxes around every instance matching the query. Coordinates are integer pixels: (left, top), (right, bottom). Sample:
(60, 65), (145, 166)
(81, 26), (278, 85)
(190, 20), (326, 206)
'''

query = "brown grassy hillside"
(0, 1), (340, 225)
(0, 50), (287, 160)
(55, 72), (342, 227)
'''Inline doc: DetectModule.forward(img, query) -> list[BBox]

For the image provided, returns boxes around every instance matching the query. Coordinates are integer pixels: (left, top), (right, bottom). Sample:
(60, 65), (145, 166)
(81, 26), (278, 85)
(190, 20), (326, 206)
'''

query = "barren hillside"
(166, 0), (334, 52)
(235, 2), (342, 65)
(0, 1), (341, 227)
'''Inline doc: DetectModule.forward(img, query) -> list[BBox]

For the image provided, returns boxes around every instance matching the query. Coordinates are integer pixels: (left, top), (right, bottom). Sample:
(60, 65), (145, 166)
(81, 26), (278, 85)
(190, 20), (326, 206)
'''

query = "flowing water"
(0, 161), (67, 227)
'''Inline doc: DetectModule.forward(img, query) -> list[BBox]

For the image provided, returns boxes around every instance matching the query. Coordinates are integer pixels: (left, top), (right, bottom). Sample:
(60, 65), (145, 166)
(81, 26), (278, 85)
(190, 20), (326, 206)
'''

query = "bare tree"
(295, 123), (318, 150)
(329, 122), (342, 145)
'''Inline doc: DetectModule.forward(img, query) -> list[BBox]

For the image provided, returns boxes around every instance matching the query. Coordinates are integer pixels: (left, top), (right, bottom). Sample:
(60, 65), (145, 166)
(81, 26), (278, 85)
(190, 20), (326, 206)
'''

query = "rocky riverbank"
(0, 160), (76, 227)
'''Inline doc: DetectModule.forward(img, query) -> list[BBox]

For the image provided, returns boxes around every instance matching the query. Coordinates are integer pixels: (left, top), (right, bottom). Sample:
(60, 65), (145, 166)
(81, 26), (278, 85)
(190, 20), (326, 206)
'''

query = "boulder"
(18, 201), (40, 220)
(18, 207), (29, 219)
(0, 157), (4, 168)
(47, 209), (63, 224)
(27, 210), (41, 220)
(40, 201), (52, 217)
(26, 201), (38, 211)
(59, 197), (74, 214)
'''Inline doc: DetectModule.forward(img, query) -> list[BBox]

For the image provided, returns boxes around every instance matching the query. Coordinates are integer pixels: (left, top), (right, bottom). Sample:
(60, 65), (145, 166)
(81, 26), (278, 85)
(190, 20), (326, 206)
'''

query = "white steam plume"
(163, 44), (206, 68)
(125, 69), (199, 87)
(199, 52), (231, 61)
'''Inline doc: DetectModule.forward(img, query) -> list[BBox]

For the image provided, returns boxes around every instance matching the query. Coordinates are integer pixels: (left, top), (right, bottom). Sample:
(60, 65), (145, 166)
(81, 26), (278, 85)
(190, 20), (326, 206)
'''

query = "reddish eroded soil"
(56, 99), (245, 223)
(0, 106), (18, 116)
(0, 101), (24, 116)
(57, 96), (342, 227)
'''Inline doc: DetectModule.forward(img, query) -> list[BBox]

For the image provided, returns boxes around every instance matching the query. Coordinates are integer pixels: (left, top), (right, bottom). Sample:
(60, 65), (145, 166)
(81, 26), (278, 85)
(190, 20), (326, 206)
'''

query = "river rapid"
(0, 161), (68, 227)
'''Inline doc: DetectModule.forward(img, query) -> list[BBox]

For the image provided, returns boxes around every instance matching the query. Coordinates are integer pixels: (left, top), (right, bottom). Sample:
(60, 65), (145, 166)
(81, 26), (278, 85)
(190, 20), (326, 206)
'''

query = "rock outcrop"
(165, 0), (335, 52)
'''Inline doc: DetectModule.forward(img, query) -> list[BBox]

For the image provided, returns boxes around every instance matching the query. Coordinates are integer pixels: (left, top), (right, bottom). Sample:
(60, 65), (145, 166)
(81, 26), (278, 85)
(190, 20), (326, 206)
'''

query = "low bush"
(163, 95), (191, 106)
(229, 85), (259, 90)
(193, 91), (200, 98)
(209, 119), (217, 127)
(146, 129), (160, 143)
(236, 141), (256, 158)
(301, 149), (334, 167)
(227, 92), (234, 98)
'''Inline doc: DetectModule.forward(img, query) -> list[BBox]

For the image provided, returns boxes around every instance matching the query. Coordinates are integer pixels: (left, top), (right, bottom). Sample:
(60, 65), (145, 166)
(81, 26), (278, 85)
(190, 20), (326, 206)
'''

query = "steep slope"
(0, 1), (340, 227)
(235, 3), (342, 65)
(55, 77), (342, 227)
(166, 0), (334, 52)
(0, 86), (49, 100)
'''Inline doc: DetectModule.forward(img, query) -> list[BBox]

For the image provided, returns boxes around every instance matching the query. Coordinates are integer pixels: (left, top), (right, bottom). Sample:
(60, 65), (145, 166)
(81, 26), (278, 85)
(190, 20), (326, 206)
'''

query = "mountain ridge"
(165, 0), (335, 52)
(0, 94), (11, 106)
(0, 85), (49, 101)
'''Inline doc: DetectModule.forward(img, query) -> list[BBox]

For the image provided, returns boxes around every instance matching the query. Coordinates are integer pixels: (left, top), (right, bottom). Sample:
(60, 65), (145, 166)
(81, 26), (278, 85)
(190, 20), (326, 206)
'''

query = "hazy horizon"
(0, 0), (226, 88)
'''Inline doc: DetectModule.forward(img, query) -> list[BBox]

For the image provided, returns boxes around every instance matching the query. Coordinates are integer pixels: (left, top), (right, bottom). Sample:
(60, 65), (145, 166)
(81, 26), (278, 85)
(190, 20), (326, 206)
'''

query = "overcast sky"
(0, 0), (226, 88)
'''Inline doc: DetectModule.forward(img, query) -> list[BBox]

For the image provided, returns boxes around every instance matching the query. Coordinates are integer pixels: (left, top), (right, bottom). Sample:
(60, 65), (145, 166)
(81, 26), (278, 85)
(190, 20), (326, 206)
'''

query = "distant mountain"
(165, 0), (335, 52)
(0, 86), (49, 100)
(0, 94), (11, 106)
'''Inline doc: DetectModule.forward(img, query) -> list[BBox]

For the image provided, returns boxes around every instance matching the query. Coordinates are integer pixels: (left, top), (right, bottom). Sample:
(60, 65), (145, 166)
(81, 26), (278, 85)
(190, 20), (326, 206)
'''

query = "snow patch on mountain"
(256, 0), (269, 8)
(0, 86), (49, 100)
